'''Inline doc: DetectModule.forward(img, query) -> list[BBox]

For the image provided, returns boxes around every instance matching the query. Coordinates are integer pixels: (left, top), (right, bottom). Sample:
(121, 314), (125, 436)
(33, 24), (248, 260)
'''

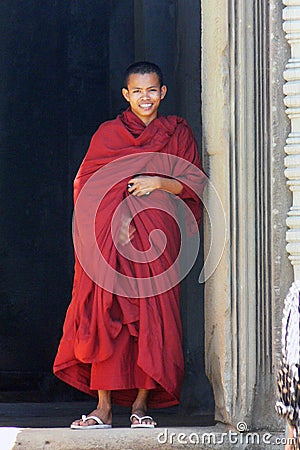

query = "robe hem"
(54, 367), (181, 409)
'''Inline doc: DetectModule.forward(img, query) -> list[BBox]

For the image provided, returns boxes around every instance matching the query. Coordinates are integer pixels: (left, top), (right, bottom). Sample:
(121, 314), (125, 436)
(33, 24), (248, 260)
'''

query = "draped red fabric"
(53, 109), (205, 408)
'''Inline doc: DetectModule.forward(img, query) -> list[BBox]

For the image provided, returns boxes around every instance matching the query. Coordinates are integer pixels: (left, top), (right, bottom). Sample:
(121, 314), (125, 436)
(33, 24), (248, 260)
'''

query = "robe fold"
(53, 108), (205, 408)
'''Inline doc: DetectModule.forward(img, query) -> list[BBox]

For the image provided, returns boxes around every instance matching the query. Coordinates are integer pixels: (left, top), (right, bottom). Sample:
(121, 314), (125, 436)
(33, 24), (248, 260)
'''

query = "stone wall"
(202, 0), (292, 428)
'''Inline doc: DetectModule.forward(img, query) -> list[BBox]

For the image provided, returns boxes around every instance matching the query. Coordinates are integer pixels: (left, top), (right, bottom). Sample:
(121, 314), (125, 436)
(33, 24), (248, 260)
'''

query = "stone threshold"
(2, 424), (288, 450)
(0, 402), (287, 449)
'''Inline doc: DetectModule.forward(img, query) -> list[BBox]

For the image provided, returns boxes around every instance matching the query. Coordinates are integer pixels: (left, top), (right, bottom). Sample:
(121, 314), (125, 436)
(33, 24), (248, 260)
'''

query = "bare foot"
(130, 408), (157, 427)
(71, 407), (112, 427)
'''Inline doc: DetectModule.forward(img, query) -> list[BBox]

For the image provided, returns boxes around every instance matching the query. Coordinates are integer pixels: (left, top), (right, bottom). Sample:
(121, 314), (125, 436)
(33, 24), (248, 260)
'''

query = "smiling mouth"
(139, 103), (153, 109)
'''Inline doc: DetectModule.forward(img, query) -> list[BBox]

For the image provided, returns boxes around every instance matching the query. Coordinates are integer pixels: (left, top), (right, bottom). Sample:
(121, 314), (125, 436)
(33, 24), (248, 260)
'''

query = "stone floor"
(0, 401), (215, 428)
(0, 402), (288, 450)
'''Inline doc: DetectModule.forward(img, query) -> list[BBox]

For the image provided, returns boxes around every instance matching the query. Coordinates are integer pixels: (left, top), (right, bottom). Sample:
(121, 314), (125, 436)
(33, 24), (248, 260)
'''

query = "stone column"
(283, 0), (300, 279)
(201, 0), (232, 425)
(202, 0), (291, 428)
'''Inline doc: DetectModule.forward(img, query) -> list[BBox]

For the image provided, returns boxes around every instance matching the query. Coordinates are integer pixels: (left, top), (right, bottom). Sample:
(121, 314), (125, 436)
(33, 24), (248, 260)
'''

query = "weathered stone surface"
(6, 425), (287, 450)
(202, 0), (292, 428)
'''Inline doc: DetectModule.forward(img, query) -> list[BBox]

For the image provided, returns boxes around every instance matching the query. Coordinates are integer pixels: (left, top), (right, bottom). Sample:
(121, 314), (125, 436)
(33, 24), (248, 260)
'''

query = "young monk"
(53, 61), (205, 428)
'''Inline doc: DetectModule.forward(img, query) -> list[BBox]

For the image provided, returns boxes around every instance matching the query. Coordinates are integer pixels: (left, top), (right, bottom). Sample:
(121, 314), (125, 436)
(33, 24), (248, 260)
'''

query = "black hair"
(124, 61), (164, 88)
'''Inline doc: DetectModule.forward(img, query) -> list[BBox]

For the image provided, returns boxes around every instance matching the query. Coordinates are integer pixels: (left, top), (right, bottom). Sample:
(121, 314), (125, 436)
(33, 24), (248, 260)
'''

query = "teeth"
(140, 104), (152, 108)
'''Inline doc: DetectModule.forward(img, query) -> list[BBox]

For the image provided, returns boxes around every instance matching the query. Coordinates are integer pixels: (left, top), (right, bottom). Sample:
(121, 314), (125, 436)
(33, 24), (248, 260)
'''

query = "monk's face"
(122, 72), (167, 125)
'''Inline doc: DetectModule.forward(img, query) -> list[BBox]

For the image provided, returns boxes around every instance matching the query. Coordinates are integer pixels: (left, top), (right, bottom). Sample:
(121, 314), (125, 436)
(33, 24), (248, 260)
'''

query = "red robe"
(53, 109), (205, 408)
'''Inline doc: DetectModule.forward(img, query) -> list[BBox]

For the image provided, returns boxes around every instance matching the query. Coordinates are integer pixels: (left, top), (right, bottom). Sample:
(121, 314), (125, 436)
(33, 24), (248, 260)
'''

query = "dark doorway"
(0, 0), (213, 417)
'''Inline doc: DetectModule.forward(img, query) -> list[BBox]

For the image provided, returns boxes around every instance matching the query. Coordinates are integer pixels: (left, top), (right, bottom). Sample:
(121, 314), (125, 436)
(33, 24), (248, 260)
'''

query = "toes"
(72, 419), (88, 426)
(72, 420), (83, 427)
(71, 417), (98, 427)
(131, 415), (140, 425)
(131, 414), (156, 426)
(142, 419), (156, 426)
(83, 419), (96, 426)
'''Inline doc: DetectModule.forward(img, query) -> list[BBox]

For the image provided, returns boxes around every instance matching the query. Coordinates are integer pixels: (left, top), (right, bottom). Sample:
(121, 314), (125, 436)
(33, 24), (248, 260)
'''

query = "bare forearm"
(157, 176), (183, 195)
(128, 175), (183, 196)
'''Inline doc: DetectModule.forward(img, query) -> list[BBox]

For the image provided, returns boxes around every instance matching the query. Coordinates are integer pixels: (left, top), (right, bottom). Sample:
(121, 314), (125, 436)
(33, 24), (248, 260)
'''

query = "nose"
(140, 90), (150, 99)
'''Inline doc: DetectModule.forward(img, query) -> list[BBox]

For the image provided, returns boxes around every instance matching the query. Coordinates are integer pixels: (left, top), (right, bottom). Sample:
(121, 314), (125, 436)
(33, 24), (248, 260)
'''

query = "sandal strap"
(130, 413), (141, 423)
(81, 414), (104, 425)
(139, 415), (155, 422)
(130, 413), (155, 424)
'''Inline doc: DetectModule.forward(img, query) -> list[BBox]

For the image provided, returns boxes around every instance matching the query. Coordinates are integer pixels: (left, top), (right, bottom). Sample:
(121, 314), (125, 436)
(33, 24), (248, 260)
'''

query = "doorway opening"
(0, 0), (214, 425)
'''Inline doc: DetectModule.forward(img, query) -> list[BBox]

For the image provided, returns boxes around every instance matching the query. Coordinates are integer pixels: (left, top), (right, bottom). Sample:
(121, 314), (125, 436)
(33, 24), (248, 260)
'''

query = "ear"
(160, 85), (167, 100)
(122, 88), (130, 102)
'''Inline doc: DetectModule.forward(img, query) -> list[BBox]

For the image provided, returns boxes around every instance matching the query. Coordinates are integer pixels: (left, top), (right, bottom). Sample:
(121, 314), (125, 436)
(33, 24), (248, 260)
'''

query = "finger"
(127, 183), (135, 193)
(141, 189), (152, 196)
(128, 181), (141, 194)
(132, 186), (147, 196)
(135, 190), (145, 197)
(128, 177), (141, 188)
(134, 190), (148, 197)
(119, 229), (135, 246)
(119, 230), (130, 245)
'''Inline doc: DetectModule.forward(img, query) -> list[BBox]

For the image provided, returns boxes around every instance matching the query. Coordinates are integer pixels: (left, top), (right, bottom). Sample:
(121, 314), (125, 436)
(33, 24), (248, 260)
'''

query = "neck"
(130, 109), (158, 126)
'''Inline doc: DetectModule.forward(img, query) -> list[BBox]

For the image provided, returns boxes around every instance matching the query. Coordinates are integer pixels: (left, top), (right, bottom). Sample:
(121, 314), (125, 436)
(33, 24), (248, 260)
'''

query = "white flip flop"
(130, 413), (157, 428)
(70, 414), (112, 429)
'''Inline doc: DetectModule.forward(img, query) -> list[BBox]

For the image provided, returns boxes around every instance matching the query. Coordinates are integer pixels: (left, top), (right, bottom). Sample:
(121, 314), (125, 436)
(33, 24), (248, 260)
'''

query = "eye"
(132, 89), (140, 93)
